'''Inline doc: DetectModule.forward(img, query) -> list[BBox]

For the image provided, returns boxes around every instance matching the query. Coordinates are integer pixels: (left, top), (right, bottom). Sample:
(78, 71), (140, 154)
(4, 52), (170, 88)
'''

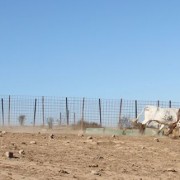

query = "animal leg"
(157, 124), (165, 135)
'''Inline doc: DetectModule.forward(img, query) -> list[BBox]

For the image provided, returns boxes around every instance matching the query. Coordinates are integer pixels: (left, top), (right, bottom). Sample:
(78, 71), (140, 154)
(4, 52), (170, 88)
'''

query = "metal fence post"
(66, 97), (69, 125)
(135, 100), (138, 118)
(74, 112), (76, 125)
(59, 112), (62, 125)
(1, 98), (4, 126)
(169, 100), (171, 108)
(81, 98), (85, 130)
(119, 98), (123, 128)
(42, 96), (45, 126)
(157, 100), (160, 107)
(8, 95), (11, 126)
(33, 98), (37, 126)
(99, 98), (102, 126)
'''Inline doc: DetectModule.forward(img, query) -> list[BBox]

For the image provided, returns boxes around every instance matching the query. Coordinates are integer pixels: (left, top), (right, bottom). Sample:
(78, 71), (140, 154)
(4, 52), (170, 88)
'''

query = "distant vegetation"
(18, 115), (26, 126)
(47, 117), (54, 129)
(118, 116), (132, 129)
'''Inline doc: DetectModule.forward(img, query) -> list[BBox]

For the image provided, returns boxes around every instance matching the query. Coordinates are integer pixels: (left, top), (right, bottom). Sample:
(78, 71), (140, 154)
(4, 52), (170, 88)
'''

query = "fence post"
(119, 98), (123, 128)
(8, 95), (11, 126)
(42, 96), (45, 126)
(1, 98), (4, 126)
(74, 112), (76, 125)
(135, 100), (138, 118)
(59, 112), (62, 125)
(81, 98), (85, 130)
(66, 97), (69, 125)
(33, 98), (37, 126)
(169, 100), (171, 108)
(99, 98), (102, 126)
(157, 100), (160, 107)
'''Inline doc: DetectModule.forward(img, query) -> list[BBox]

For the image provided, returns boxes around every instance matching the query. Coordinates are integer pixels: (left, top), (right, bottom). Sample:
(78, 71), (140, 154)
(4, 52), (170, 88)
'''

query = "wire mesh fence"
(1, 95), (180, 128)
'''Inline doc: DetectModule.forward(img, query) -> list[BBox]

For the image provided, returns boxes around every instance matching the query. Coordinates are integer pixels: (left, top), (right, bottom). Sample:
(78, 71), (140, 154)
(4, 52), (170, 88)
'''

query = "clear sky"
(0, 0), (180, 101)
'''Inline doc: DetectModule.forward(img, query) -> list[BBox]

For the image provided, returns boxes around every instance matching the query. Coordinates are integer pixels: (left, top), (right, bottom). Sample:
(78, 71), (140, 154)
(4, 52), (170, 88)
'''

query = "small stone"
(78, 131), (84, 137)
(97, 156), (104, 160)
(99, 169), (104, 172)
(154, 138), (160, 142)
(112, 135), (116, 138)
(59, 170), (69, 174)
(11, 142), (16, 146)
(142, 146), (145, 149)
(87, 136), (93, 140)
(30, 141), (36, 144)
(91, 170), (101, 176)
(21, 142), (27, 145)
(19, 150), (25, 155)
(166, 168), (177, 172)
(5, 152), (13, 158)
(2, 131), (6, 134)
(49, 134), (54, 139)
(89, 164), (98, 167)
(122, 168), (127, 173)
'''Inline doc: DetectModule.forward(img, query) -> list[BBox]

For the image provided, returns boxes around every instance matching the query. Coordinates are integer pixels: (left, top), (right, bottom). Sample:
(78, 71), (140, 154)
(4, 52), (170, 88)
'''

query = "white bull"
(133, 106), (180, 134)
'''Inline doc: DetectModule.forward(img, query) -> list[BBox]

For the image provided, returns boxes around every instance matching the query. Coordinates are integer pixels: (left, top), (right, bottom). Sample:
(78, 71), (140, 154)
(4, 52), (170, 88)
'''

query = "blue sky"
(0, 0), (180, 101)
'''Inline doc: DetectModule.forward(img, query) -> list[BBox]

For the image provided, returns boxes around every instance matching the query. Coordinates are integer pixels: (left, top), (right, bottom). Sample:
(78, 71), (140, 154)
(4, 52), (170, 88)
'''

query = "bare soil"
(0, 127), (180, 180)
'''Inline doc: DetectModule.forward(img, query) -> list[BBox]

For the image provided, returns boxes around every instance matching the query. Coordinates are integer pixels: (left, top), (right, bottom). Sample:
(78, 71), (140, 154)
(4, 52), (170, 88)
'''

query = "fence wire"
(1, 95), (180, 128)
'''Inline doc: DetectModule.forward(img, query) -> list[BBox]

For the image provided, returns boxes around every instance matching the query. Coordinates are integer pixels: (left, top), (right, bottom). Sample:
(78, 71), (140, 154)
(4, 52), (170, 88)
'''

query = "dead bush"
(18, 115), (26, 126)
(118, 116), (132, 129)
(47, 117), (54, 129)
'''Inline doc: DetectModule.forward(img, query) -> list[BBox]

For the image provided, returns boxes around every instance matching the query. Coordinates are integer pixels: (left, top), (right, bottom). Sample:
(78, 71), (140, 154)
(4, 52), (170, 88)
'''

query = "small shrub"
(118, 116), (132, 129)
(18, 115), (26, 126)
(47, 117), (54, 129)
(122, 129), (126, 135)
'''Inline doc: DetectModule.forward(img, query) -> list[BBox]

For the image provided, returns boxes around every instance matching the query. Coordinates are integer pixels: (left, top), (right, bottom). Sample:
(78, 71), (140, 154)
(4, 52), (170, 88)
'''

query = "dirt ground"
(0, 127), (180, 180)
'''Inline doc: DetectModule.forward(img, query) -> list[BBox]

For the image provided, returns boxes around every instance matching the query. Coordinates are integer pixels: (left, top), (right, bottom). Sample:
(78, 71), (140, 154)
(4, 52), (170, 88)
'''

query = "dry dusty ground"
(0, 127), (180, 180)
